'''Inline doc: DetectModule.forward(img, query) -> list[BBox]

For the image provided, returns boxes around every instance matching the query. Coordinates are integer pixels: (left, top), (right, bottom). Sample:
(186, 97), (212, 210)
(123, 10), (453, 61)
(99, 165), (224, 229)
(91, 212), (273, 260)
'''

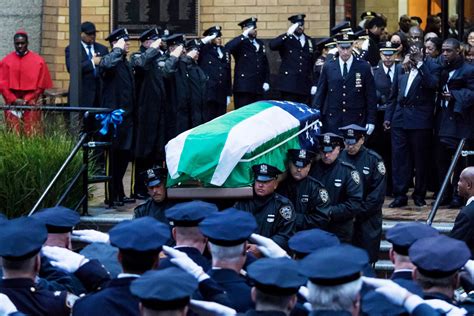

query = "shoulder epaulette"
(340, 160), (357, 170)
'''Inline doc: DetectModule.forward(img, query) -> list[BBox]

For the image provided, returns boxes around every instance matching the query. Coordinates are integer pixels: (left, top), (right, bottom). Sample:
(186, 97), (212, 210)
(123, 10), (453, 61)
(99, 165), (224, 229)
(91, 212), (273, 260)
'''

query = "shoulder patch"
(319, 188), (329, 203)
(377, 161), (386, 175)
(351, 170), (361, 185)
(279, 206), (293, 221)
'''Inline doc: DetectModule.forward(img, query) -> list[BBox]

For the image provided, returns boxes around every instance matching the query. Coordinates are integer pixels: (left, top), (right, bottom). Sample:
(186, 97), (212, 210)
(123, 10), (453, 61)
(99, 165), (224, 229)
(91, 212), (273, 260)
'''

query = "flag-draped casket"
(166, 101), (321, 188)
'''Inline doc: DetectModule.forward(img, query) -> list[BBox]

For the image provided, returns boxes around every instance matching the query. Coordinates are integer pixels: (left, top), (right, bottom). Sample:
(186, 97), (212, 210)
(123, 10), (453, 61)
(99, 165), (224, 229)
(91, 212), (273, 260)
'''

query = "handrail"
(28, 132), (88, 216)
(427, 138), (466, 226)
(0, 105), (112, 113)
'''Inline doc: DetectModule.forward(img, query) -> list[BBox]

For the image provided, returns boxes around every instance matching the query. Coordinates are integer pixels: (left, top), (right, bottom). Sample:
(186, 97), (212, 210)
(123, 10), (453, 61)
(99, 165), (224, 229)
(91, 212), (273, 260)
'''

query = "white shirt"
(404, 62), (423, 97)
(443, 70), (456, 107)
(252, 39), (260, 51)
(339, 55), (353, 77)
(297, 35), (306, 47)
(383, 64), (395, 83)
(467, 196), (474, 206)
(82, 41), (96, 69)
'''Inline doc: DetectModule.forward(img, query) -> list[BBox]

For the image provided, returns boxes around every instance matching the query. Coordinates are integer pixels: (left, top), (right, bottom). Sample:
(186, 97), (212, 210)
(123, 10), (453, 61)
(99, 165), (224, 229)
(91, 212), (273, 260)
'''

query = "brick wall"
(41, 0), (336, 94)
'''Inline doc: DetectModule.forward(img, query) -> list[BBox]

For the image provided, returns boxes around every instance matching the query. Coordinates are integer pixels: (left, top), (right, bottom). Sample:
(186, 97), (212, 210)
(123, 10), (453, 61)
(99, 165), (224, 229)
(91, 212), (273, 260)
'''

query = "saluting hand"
(202, 33), (217, 44)
(242, 26), (254, 37)
(170, 44), (184, 58)
(287, 23), (299, 36)
(150, 38), (162, 49)
(113, 38), (126, 50)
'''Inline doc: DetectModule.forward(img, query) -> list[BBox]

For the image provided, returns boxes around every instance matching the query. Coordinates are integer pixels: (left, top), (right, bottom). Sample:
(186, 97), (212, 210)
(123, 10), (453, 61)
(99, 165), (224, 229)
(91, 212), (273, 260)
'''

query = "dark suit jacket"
(269, 33), (314, 96)
(450, 201), (474, 258)
(385, 59), (441, 129)
(65, 42), (109, 107)
(373, 63), (400, 107)
(313, 56), (377, 133)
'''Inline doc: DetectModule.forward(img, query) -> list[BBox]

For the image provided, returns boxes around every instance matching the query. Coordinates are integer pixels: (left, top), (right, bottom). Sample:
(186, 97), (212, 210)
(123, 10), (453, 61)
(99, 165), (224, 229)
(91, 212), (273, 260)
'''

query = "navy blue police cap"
(335, 32), (357, 48)
(199, 208), (257, 246)
(288, 149), (316, 168)
(141, 167), (167, 187)
(0, 217), (47, 261)
(353, 29), (369, 40)
(203, 25), (222, 37)
(361, 11), (377, 20)
(81, 21), (96, 34)
(247, 257), (307, 295)
(317, 133), (345, 153)
(105, 28), (129, 42)
(379, 41), (400, 55)
(139, 28), (161, 42)
(130, 267), (198, 311)
(288, 14), (306, 25)
(330, 21), (352, 36)
(165, 200), (218, 227)
(316, 37), (335, 50)
(409, 235), (471, 278)
(288, 228), (340, 258)
(32, 206), (80, 233)
(386, 222), (439, 256)
(252, 163), (282, 182)
(80, 242), (121, 278)
(238, 17), (258, 29)
(109, 216), (170, 252)
(299, 244), (368, 285)
(165, 33), (185, 46)
(339, 124), (367, 145)
(185, 39), (202, 51)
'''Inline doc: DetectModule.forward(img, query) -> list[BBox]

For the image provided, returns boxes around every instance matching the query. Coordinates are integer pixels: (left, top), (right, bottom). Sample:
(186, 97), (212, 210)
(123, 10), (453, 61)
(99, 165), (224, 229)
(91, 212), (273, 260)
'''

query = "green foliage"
(0, 125), (87, 218)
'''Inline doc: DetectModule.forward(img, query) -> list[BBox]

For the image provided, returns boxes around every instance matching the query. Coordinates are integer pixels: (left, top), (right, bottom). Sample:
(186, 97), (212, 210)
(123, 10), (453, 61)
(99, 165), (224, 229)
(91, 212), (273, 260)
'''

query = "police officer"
(133, 167), (175, 223)
(130, 27), (169, 199)
(226, 17), (270, 109)
(199, 25), (232, 121)
(369, 41), (400, 196)
(235, 163), (296, 250)
(72, 217), (171, 315)
(313, 37), (335, 87)
(278, 149), (331, 231)
(100, 28), (136, 206)
(288, 228), (340, 259)
(0, 217), (74, 315)
(339, 124), (386, 264)
(269, 14), (315, 104)
(312, 33), (377, 135)
(310, 133), (363, 243)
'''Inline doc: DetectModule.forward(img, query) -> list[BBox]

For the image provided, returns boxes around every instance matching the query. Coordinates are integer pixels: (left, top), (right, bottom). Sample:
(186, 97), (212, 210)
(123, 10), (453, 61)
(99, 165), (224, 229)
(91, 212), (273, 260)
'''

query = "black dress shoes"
(389, 198), (408, 208)
(413, 198), (427, 207)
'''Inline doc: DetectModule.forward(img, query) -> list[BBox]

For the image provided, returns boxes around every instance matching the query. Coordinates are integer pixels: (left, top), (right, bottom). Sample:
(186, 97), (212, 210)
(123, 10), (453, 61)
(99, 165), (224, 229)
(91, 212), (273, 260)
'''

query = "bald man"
(450, 167), (474, 257)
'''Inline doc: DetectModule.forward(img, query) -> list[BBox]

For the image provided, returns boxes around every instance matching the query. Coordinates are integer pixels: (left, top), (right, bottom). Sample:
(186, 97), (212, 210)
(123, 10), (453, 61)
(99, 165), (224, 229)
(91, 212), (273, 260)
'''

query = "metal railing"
(0, 105), (113, 216)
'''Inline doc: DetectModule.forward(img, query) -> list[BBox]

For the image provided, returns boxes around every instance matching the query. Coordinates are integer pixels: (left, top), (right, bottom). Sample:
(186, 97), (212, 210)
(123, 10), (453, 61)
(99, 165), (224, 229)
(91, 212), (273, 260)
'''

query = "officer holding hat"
(339, 124), (386, 264)
(235, 163), (296, 251)
(199, 25), (232, 121)
(100, 27), (136, 207)
(226, 17), (270, 109)
(312, 32), (377, 136)
(278, 149), (331, 231)
(134, 167), (175, 223)
(269, 14), (315, 104)
(310, 133), (363, 243)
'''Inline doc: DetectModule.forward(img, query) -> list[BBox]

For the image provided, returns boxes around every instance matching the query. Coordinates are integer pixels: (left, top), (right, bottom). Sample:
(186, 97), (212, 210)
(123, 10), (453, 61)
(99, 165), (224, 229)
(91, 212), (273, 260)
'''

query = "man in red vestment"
(0, 30), (53, 135)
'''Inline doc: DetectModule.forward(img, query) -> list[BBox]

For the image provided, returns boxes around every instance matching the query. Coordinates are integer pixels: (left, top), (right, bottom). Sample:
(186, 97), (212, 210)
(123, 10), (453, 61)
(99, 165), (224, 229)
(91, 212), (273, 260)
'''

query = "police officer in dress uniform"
(309, 133), (363, 243)
(313, 37), (335, 88)
(235, 163), (296, 251)
(312, 33), (377, 135)
(226, 17), (270, 109)
(369, 41), (400, 196)
(130, 27), (169, 199)
(269, 14), (315, 104)
(100, 28), (136, 206)
(72, 217), (171, 315)
(133, 167), (176, 223)
(278, 149), (331, 231)
(339, 124), (386, 264)
(199, 25), (232, 121)
(158, 201), (218, 271)
(288, 228), (340, 259)
(0, 217), (75, 316)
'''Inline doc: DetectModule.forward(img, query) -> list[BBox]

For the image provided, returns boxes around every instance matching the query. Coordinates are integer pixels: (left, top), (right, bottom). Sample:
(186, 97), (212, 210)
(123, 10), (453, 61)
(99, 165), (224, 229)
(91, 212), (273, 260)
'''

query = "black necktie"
(387, 68), (392, 82)
(343, 62), (348, 78)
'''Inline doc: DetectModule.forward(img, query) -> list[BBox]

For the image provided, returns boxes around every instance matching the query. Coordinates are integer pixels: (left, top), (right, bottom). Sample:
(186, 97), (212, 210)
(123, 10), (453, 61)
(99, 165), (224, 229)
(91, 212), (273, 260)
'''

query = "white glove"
(362, 277), (410, 306)
(328, 47), (338, 55)
(310, 86), (317, 95)
(150, 38), (162, 49)
(464, 260), (474, 280)
(262, 82), (270, 92)
(113, 38), (126, 50)
(249, 233), (289, 258)
(361, 38), (369, 51)
(0, 293), (18, 314)
(226, 96), (231, 107)
(202, 33), (217, 44)
(298, 286), (309, 300)
(287, 23), (299, 36)
(189, 299), (237, 316)
(42, 246), (89, 273)
(162, 245), (208, 281)
(242, 26), (254, 37)
(365, 123), (375, 135)
(72, 229), (110, 244)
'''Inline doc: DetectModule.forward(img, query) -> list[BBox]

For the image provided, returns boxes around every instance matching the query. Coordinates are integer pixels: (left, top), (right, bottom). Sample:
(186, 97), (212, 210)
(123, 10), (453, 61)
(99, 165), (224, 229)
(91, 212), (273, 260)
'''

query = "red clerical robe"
(0, 50), (53, 135)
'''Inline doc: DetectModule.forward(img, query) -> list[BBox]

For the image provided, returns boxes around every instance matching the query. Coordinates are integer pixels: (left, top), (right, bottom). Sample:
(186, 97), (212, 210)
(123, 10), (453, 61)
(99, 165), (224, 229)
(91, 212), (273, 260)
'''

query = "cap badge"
(260, 164), (268, 174)
(299, 150), (306, 159)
